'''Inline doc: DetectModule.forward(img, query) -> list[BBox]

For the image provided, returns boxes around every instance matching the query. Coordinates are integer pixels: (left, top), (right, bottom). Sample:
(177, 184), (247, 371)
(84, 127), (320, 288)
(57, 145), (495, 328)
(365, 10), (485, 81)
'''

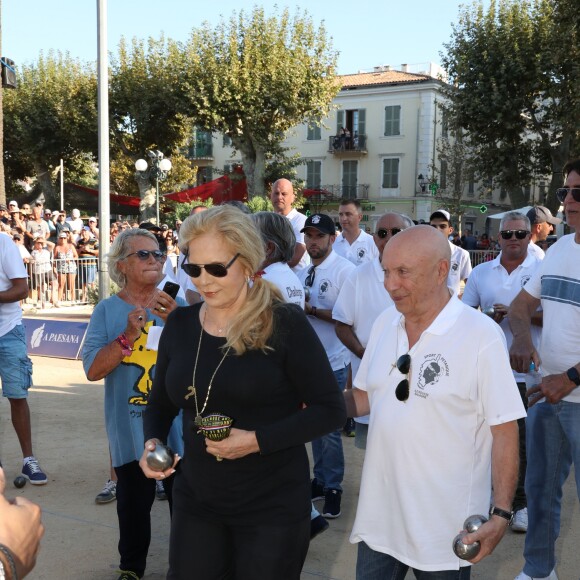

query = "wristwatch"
(566, 367), (580, 387)
(489, 506), (514, 524)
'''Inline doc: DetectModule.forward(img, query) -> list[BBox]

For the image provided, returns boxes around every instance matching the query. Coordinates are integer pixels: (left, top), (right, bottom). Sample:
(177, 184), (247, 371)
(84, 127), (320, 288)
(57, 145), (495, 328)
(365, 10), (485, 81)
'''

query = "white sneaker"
(514, 569), (558, 580)
(511, 507), (528, 532)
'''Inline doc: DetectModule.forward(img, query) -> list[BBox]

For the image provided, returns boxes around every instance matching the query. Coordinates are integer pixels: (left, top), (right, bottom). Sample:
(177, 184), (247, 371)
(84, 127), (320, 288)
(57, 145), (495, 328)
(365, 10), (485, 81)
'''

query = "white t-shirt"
(462, 252), (543, 382)
(351, 295), (525, 571)
(527, 240), (545, 259)
(333, 230), (379, 267)
(297, 250), (355, 370)
(0, 235), (27, 337)
(262, 262), (305, 308)
(333, 258), (393, 425)
(66, 217), (84, 233)
(523, 234), (580, 403)
(447, 241), (472, 295)
(286, 208), (311, 273)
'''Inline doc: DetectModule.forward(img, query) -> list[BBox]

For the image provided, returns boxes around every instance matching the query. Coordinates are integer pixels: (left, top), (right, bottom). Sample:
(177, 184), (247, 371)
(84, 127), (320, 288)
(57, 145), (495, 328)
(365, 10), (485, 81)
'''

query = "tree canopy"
(175, 6), (340, 197)
(440, 0), (580, 210)
(3, 51), (98, 204)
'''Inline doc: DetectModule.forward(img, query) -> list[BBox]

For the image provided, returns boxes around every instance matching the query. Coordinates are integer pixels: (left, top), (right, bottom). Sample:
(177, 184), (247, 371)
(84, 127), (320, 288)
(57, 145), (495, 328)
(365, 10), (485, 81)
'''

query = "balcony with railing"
(303, 184), (370, 207)
(328, 134), (367, 155)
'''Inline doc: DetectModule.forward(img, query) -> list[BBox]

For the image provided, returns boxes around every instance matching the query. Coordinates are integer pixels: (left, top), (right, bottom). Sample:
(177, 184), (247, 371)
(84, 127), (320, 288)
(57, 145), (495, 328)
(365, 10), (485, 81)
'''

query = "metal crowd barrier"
(24, 257), (98, 308)
(467, 249), (500, 267)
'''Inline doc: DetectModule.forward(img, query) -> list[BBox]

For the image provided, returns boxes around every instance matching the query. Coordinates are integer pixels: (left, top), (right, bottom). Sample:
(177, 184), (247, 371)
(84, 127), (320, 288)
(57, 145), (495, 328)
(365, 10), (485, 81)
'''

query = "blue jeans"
(312, 365), (348, 492)
(523, 400), (580, 577)
(356, 542), (471, 580)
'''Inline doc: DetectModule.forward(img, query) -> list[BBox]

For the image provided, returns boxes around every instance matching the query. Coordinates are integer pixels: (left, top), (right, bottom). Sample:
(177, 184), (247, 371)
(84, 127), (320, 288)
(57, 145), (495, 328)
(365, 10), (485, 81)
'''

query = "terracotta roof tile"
(339, 70), (432, 89)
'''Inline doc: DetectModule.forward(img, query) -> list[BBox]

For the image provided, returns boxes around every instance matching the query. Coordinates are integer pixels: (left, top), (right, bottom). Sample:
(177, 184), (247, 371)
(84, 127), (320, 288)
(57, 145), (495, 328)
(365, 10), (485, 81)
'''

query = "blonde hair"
(179, 206), (283, 355)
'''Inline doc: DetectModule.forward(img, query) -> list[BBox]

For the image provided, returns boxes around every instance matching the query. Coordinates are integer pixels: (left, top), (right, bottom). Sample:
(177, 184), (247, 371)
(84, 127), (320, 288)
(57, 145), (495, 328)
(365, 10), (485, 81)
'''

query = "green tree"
(440, 0), (580, 211)
(430, 130), (480, 235)
(176, 6), (339, 198)
(3, 51), (98, 206)
(109, 36), (197, 219)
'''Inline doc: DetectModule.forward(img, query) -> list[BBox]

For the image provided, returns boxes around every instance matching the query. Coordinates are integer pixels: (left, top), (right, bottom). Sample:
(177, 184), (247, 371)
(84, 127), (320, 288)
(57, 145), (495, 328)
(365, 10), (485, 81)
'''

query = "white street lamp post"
(135, 150), (172, 225)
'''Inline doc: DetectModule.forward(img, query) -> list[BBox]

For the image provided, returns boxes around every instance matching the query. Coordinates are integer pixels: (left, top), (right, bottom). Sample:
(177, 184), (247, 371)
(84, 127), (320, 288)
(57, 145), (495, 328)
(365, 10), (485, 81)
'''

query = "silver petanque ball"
(482, 307), (495, 317)
(453, 531), (481, 560)
(463, 514), (488, 533)
(303, 286), (310, 302)
(146, 443), (174, 472)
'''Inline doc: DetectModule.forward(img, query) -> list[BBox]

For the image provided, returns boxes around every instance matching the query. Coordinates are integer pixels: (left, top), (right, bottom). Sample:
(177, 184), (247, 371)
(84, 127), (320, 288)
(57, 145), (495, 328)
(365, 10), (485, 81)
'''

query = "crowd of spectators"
(0, 200), (181, 309)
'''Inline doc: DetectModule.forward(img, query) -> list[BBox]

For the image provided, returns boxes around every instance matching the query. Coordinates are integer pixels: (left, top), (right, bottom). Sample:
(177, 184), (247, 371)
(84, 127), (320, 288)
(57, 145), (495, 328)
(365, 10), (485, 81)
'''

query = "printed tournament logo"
(521, 275), (531, 287)
(357, 248), (366, 260)
(312, 215), (321, 224)
(317, 278), (331, 299)
(417, 354), (449, 391)
(451, 261), (459, 272)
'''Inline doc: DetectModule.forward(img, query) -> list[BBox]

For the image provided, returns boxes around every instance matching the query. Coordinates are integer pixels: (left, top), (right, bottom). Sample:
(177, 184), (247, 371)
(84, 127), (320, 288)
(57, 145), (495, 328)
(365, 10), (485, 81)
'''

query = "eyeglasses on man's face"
(376, 228), (402, 239)
(181, 253), (240, 278)
(556, 187), (580, 203)
(499, 230), (529, 240)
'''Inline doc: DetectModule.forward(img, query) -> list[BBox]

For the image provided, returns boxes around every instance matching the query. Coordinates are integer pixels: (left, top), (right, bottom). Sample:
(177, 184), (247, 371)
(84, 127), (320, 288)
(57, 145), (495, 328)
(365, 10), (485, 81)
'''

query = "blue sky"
(3, 1), (471, 75)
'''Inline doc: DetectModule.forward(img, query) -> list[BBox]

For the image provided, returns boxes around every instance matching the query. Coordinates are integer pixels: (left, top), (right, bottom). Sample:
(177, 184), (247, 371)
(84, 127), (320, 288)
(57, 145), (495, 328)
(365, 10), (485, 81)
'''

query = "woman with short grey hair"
(82, 228), (185, 580)
(252, 211), (296, 265)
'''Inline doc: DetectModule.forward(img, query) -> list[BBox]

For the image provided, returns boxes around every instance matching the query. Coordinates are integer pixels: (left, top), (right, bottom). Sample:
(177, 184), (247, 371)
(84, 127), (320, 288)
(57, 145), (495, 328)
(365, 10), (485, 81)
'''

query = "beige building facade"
(203, 63), (548, 235)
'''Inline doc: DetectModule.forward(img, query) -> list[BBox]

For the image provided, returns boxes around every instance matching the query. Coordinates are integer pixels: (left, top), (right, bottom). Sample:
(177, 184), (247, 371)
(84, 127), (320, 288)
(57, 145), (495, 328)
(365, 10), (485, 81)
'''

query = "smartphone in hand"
(162, 281), (180, 300)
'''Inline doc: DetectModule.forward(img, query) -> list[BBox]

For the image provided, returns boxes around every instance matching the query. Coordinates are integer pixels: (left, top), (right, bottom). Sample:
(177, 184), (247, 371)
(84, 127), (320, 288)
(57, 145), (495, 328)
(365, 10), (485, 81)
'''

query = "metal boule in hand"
(482, 307), (495, 317)
(452, 514), (488, 560)
(146, 443), (174, 471)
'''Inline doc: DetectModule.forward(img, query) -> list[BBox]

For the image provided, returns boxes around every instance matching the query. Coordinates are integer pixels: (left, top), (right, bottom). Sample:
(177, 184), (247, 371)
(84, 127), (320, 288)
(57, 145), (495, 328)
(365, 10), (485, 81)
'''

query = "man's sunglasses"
(556, 187), (580, 203)
(499, 230), (529, 240)
(126, 250), (166, 262)
(376, 228), (402, 239)
(395, 354), (411, 402)
(181, 253), (240, 278)
(304, 265), (316, 288)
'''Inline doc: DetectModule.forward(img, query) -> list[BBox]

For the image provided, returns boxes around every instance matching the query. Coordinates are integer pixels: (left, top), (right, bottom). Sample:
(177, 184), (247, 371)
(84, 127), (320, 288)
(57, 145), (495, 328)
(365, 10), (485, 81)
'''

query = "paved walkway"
(0, 309), (577, 578)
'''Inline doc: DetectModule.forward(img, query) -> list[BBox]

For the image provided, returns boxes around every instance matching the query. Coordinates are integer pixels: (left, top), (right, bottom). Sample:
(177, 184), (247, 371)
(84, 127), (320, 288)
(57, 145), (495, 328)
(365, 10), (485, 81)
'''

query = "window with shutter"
(382, 159), (399, 188)
(384, 106), (401, 136)
(307, 122), (321, 141)
(306, 161), (322, 189)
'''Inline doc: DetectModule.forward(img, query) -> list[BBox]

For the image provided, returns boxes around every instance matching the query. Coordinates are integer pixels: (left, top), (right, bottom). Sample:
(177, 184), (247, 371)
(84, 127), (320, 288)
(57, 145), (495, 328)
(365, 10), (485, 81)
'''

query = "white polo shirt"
(462, 251), (543, 382)
(524, 234), (580, 403)
(333, 258), (393, 378)
(351, 294), (525, 571)
(333, 229), (379, 267)
(0, 235), (26, 337)
(527, 240), (545, 259)
(286, 208), (310, 273)
(262, 262), (305, 308)
(298, 250), (354, 371)
(333, 258), (393, 425)
(448, 241), (472, 295)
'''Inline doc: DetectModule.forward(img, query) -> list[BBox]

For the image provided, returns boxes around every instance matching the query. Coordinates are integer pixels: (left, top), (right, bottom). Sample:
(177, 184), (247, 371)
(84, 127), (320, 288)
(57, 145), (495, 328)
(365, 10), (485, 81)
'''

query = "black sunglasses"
(499, 230), (529, 240)
(376, 228), (402, 239)
(181, 253), (240, 278)
(304, 265), (316, 288)
(126, 249), (166, 262)
(556, 187), (580, 203)
(395, 354), (411, 402)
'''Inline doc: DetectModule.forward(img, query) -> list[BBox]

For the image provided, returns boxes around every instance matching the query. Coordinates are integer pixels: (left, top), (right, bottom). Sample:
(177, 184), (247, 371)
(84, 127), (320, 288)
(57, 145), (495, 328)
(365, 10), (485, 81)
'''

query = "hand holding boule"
(146, 443), (174, 472)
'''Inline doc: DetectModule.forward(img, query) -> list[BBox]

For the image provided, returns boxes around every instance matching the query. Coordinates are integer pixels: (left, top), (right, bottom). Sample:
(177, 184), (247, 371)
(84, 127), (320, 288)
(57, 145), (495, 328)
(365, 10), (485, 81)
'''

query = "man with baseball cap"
(297, 213), (355, 520)
(526, 206), (561, 259)
(430, 209), (472, 297)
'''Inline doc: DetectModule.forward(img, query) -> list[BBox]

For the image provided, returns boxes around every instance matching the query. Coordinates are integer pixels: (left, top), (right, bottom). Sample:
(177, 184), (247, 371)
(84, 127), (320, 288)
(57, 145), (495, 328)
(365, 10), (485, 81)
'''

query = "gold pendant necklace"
(184, 306), (231, 425)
